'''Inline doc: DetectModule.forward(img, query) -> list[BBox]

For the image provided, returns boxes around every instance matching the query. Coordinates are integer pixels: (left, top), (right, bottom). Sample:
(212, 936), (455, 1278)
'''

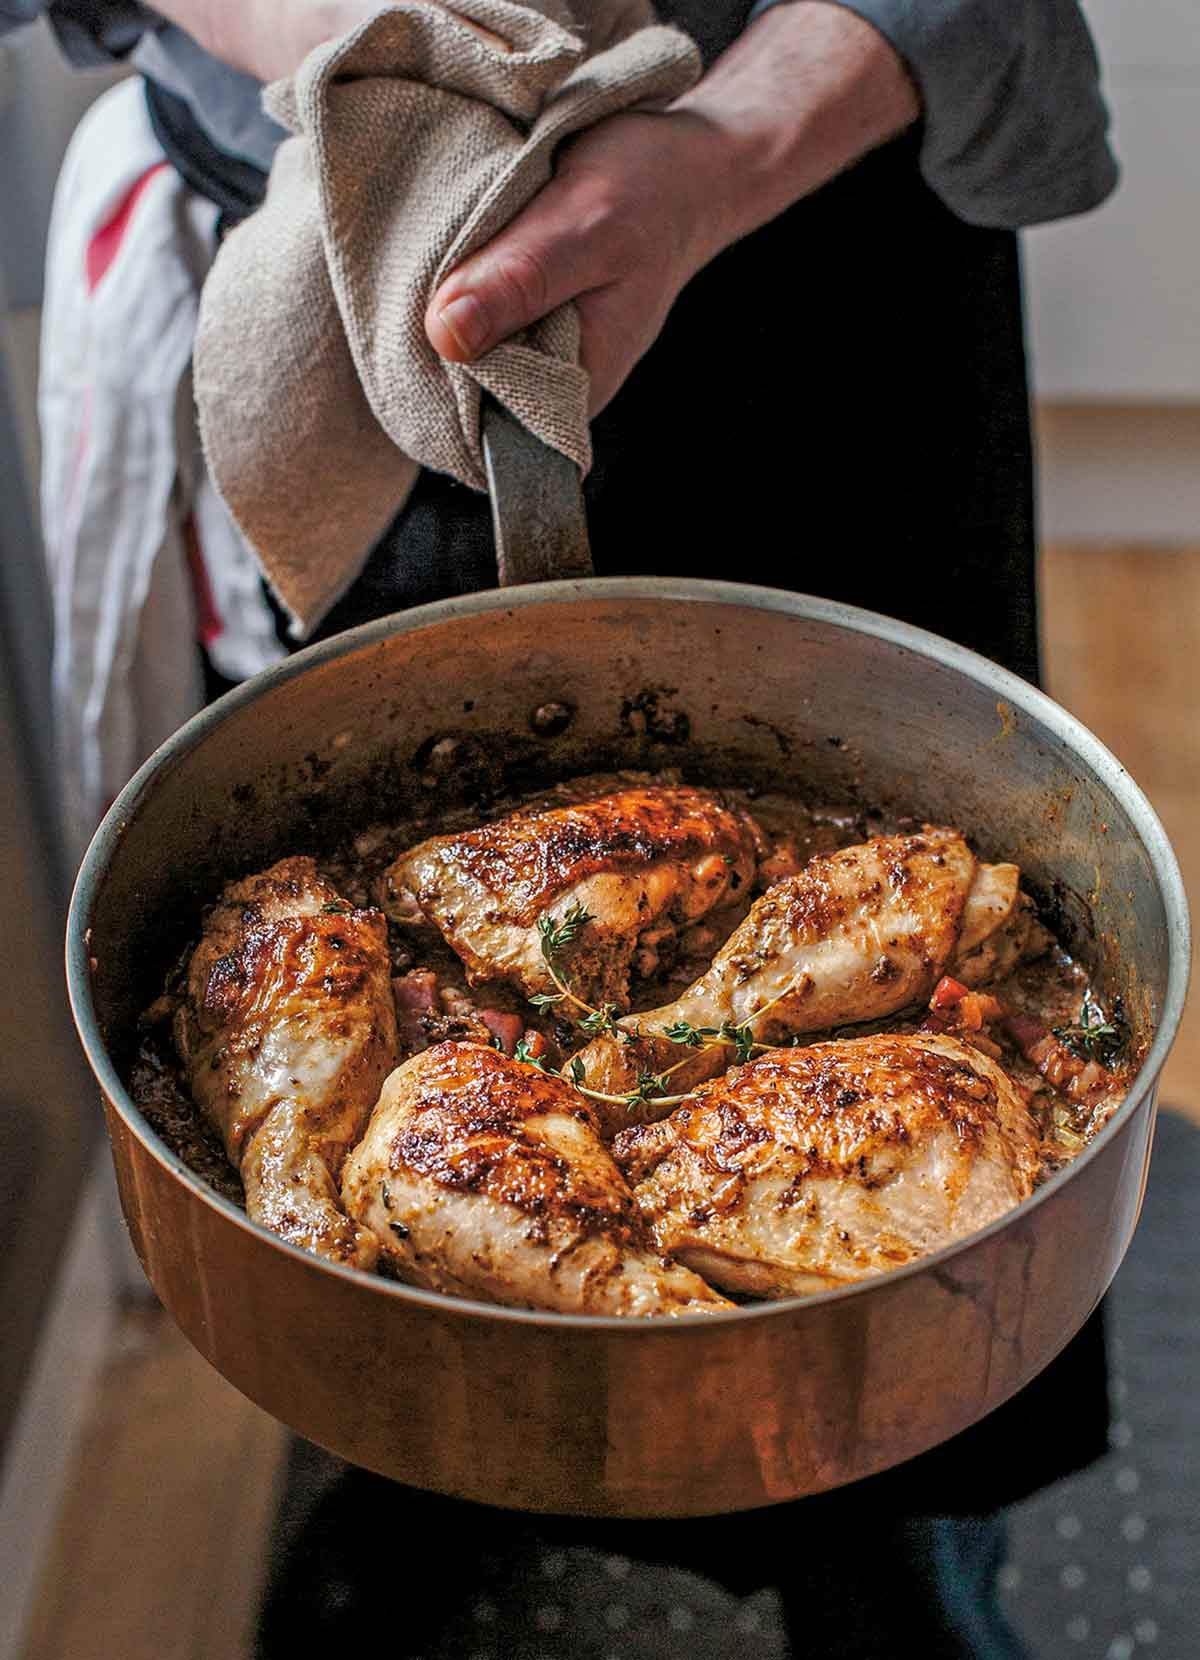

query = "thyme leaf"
(537, 902), (595, 963)
(569, 1055), (586, 1087)
(623, 1071), (671, 1111)
(661, 1020), (719, 1049)
(577, 1002), (620, 1038)
(719, 1020), (756, 1065)
(513, 1036), (549, 1070)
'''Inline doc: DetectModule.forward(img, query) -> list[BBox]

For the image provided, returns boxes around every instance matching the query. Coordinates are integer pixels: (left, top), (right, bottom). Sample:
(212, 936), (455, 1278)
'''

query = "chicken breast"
(174, 856), (399, 1269)
(573, 829), (1038, 1134)
(614, 1032), (1039, 1298)
(341, 1041), (731, 1316)
(379, 785), (762, 1009)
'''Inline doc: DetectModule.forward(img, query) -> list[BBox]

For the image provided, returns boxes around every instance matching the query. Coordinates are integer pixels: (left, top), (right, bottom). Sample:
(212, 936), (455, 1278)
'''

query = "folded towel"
(194, 1), (699, 637)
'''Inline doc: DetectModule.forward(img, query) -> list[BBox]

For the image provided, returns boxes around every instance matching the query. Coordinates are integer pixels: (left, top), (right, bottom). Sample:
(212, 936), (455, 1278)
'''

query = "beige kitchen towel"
(194, 1), (700, 637)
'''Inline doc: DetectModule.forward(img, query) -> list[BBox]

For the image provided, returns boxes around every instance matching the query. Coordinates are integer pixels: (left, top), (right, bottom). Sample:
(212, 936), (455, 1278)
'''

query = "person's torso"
(142, 1), (756, 215)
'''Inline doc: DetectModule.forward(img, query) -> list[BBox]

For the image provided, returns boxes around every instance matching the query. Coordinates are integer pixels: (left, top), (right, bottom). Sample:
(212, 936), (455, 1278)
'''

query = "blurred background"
(0, 3), (1196, 1658)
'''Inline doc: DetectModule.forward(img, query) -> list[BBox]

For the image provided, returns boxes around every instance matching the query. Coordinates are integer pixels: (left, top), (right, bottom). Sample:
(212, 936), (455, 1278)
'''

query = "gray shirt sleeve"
(0, 2), (283, 170)
(0, 1), (158, 64)
(749, 0), (1119, 228)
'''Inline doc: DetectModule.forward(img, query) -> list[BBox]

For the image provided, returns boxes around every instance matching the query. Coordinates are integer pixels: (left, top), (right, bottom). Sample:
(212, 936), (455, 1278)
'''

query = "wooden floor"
(18, 1308), (288, 1660)
(17, 546), (1200, 1660)
(1040, 546), (1199, 1119)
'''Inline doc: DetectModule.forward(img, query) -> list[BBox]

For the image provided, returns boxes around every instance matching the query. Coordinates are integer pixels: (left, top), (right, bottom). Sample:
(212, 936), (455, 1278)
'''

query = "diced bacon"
(930, 976), (969, 1011)
(1002, 1010), (1102, 1102)
(393, 970), (438, 1013)
(957, 991), (1006, 1031)
(393, 970), (439, 1048)
(1002, 1010), (1047, 1054)
(924, 979), (1006, 1041)
(480, 1009), (525, 1056)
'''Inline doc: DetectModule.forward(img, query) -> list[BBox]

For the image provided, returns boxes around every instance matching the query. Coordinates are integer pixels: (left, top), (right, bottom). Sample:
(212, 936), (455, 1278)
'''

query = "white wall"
(1026, 1), (1200, 543)
(1026, 0), (1200, 403)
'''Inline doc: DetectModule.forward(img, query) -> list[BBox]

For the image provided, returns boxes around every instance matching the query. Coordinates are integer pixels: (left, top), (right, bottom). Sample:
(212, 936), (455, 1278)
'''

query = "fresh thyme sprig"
(1053, 999), (1125, 1067)
(523, 902), (685, 1112)
(623, 1071), (674, 1111)
(537, 901), (594, 958)
(525, 902), (810, 1116)
(577, 1002), (620, 1037)
(534, 901), (600, 1018)
(660, 1020), (718, 1048)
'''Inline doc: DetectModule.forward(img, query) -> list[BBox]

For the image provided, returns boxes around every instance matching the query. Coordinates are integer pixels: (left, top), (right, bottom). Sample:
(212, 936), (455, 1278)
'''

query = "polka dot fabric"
(998, 1110), (1199, 1660)
(255, 1111), (1199, 1660)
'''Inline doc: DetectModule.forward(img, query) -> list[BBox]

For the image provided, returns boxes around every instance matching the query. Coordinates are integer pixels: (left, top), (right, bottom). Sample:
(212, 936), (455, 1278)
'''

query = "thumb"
(425, 202), (586, 362)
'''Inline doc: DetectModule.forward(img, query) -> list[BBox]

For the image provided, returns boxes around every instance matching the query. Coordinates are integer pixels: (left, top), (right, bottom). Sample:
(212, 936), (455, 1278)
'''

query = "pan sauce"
(129, 769), (1140, 1273)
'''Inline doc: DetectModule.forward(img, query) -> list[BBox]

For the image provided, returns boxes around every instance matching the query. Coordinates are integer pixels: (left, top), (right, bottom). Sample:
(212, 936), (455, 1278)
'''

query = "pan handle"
(480, 396), (594, 587)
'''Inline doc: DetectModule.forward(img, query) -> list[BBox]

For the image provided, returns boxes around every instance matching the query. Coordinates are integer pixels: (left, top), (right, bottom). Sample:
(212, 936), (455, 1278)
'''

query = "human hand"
(426, 109), (724, 415)
(426, 2), (918, 417)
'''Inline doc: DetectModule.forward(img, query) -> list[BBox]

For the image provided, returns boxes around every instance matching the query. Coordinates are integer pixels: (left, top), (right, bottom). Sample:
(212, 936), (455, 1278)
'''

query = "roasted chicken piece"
(379, 785), (762, 1010)
(174, 856), (399, 1269)
(573, 828), (1047, 1133)
(341, 1041), (731, 1315)
(614, 1032), (1039, 1298)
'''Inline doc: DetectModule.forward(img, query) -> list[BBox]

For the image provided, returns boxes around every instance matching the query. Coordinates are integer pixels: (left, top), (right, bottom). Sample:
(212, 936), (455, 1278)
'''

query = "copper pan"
(67, 581), (1190, 1517)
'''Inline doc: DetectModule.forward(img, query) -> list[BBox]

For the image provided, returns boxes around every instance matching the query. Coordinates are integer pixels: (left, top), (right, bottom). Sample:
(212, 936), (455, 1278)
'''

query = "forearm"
(670, 1), (920, 266)
(146, 0), (507, 84)
(757, 0), (1119, 227)
(143, 0), (346, 80)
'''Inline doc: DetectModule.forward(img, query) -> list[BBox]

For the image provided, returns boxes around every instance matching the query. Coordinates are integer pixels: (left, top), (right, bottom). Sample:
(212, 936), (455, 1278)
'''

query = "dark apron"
(293, 123), (1109, 1571)
(145, 6), (1105, 1630)
(310, 129), (1040, 688)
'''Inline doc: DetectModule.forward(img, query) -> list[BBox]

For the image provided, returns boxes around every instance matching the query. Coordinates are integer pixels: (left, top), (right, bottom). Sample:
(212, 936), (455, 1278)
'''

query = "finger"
(426, 180), (611, 362)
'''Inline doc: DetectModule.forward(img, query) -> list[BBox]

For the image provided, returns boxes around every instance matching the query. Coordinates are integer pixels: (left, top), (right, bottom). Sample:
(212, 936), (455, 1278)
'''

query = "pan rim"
(66, 577), (1192, 1332)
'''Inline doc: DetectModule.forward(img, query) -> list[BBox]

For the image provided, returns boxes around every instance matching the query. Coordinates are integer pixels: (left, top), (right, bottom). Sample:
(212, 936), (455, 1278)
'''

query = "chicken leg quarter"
(379, 784), (763, 1009)
(174, 856), (400, 1269)
(573, 828), (1042, 1135)
(613, 1032), (1040, 1297)
(341, 1041), (731, 1315)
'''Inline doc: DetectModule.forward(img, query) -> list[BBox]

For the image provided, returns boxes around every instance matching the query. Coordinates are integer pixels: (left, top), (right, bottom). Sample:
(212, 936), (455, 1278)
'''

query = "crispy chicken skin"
(341, 1041), (731, 1315)
(614, 1033), (1040, 1298)
(574, 829), (1039, 1133)
(379, 785), (762, 1009)
(174, 856), (399, 1270)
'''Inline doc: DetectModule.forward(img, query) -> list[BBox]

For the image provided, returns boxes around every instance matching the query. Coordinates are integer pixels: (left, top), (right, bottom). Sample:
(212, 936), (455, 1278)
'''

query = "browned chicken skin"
(174, 856), (399, 1269)
(573, 829), (1045, 1135)
(341, 1041), (731, 1315)
(379, 785), (763, 1009)
(614, 1032), (1040, 1298)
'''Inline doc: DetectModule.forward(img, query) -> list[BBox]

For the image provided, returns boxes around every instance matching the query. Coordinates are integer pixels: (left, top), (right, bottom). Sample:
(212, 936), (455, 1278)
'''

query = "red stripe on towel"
(85, 162), (169, 293)
(184, 512), (222, 647)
